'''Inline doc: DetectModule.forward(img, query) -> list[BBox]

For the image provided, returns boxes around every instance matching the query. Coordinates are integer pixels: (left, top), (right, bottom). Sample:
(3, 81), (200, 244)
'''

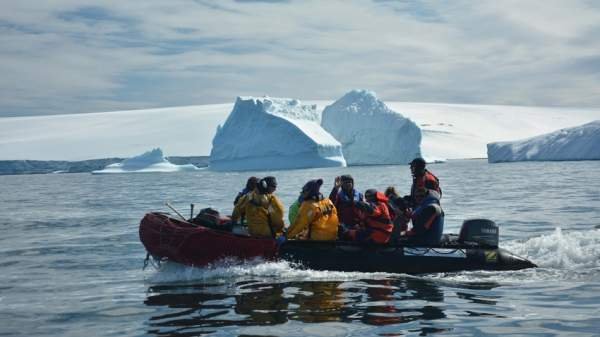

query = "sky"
(1, 0), (600, 117)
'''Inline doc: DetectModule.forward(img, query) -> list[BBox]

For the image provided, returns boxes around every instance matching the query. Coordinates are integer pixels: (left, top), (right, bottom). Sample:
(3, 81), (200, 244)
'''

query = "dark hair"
(410, 158), (426, 177)
(263, 176), (277, 188)
(258, 176), (277, 193)
(365, 189), (377, 201)
(410, 158), (426, 170)
(384, 186), (399, 199)
(246, 176), (259, 190)
(340, 174), (354, 183)
(302, 179), (323, 199)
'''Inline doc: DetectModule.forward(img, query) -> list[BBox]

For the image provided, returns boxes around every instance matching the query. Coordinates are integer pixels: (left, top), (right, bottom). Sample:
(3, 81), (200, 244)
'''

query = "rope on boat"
(404, 247), (467, 256)
(142, 252), (166, 270)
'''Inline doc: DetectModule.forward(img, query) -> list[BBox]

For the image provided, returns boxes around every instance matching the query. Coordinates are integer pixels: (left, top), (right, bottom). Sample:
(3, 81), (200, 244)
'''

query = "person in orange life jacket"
(329, 174), (364, 232)
(408, 158), (441, 207)
(234, 176), (259, 205)
(345, 189), (394, 244)
(402, 189), (444, 245)
(287, 179), (339, 241)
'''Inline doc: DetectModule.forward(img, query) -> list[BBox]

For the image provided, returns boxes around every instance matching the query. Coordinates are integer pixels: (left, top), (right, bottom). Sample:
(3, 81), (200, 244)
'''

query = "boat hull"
(279, 240), (535, 274)
(139, 212), (277, 266)
(140, 212), (536, 273)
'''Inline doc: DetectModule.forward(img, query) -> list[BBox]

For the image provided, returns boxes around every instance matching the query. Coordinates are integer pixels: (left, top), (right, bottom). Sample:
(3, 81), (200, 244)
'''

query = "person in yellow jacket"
(287, 179), (339, 240)
(231, 176), (285, 238)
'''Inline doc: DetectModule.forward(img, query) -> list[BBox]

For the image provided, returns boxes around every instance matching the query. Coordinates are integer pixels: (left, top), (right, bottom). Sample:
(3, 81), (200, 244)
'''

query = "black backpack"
(193, 208), (232, 231)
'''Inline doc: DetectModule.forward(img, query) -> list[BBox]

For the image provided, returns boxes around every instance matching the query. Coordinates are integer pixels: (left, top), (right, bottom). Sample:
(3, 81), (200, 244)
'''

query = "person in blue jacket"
(402, 189), (444, 245)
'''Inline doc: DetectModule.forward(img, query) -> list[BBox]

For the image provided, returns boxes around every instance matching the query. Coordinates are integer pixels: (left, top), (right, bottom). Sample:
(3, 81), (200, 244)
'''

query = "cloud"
(1, 0), (600, 116)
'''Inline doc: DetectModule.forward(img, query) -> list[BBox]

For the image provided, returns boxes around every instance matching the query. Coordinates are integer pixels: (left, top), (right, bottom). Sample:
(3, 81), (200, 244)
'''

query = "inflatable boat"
(139, 212), (536, 274)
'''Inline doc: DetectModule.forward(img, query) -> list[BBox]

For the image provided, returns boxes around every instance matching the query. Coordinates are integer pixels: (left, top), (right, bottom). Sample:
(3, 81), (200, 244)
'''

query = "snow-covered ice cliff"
(92, 148), (200, 174)
(487, 120), (600, 163)
(209, 97), (345, 171)
(321, 90), (421, 165)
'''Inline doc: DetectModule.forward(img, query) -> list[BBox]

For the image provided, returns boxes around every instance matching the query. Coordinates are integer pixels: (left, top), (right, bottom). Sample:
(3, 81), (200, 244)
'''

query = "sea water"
(1, 159), (599, 336)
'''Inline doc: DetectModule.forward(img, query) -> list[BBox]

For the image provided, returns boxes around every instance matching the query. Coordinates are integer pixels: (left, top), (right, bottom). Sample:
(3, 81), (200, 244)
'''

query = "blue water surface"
(1, 159), (599, 336)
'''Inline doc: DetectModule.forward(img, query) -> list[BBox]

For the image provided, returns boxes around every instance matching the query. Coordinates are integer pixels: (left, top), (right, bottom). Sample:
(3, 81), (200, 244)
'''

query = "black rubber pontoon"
(279, 234), (536, 274)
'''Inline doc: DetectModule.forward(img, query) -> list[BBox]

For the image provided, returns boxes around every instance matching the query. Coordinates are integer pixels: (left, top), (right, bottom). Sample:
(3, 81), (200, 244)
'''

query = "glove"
(402, 195), (414, 208)
(355, 200), (374, 213)
(275, 235), (287, 246)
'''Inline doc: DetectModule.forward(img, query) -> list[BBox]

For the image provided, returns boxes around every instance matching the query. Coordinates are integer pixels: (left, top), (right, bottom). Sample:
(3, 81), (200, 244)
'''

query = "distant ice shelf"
(487, 120), (600, 163)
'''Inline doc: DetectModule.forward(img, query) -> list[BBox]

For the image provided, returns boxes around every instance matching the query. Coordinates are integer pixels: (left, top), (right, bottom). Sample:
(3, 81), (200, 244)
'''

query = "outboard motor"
(458, 218), (499, 248)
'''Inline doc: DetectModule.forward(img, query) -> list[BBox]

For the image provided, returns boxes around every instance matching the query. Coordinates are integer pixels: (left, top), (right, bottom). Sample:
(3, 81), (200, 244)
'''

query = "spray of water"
(505, 228), (600, 270)
(145, 257), (396, 285)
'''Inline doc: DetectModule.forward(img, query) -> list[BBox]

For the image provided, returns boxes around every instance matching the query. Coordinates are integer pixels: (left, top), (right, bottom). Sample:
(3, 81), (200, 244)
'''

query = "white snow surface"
(1, 98), (600, 163)
(209, 96), (345, 171)
(92, 148), (199, 174)
(321, 90), (421, 165)
(0, 105), (228, 160)
(386, 102), (600, 161)
(487, 120), (600, 163)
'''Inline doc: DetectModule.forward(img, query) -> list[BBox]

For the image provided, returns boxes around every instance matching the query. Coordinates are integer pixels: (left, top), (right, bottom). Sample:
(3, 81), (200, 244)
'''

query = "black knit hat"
(340, 174), (354, 183)
(258, 176), (277, 193)
(410, 158), (426, 170)
(302, 179), (323, 197)
(365, 189), (377, 201)
(263, 176), (277, 188)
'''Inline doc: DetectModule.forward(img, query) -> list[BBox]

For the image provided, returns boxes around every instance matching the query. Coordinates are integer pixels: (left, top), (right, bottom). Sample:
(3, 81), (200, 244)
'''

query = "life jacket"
(411, 170), (441, 206)
(407, 191), (444, 244)
(361, 192), (394, 244)
(243, 191), (285, 238)
(287, 195), (339, 241)
(329, 187), (364, 226)
(233, 187), (250, 206)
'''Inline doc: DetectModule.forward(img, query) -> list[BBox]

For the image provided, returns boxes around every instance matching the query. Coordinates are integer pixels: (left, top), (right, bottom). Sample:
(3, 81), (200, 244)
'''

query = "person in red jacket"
(329, 175), (364, 233)
(409, 158), (441, 207)
(345, 189), (394, 244)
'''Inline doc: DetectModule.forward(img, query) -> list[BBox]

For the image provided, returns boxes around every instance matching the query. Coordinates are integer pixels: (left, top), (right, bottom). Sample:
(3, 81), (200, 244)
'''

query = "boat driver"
(401, 189), (444, 245)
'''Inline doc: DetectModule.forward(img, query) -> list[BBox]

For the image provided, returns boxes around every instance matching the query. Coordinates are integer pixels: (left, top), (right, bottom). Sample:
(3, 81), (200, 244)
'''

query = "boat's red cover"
(139, 212), (278, 266)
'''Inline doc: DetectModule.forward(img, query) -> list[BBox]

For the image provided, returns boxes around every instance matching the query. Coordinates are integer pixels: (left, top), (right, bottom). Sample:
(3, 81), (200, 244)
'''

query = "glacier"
(209, 96), (346, 171)
(92, 148), (200, 174)
(2, 95), (600, 174)
(487, 120), (600, 163)
(321, 90), (421, 165)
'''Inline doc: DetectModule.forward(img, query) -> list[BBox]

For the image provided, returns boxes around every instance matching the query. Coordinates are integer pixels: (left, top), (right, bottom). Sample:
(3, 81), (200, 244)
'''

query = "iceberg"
(321, 90), (422, 165)
(92, 148), (200, 174)
(487, 120), (600, 163)
(209, 96), (346, 171)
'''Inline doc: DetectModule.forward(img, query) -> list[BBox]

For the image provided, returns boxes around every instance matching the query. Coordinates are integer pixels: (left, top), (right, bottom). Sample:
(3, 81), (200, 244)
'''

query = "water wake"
(504, 228), (600, 270)
(145, 258), (395, 285)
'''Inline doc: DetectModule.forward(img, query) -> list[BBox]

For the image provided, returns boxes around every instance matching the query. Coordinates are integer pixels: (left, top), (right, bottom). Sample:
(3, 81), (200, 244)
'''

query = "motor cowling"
(458, 219), (499, 248)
